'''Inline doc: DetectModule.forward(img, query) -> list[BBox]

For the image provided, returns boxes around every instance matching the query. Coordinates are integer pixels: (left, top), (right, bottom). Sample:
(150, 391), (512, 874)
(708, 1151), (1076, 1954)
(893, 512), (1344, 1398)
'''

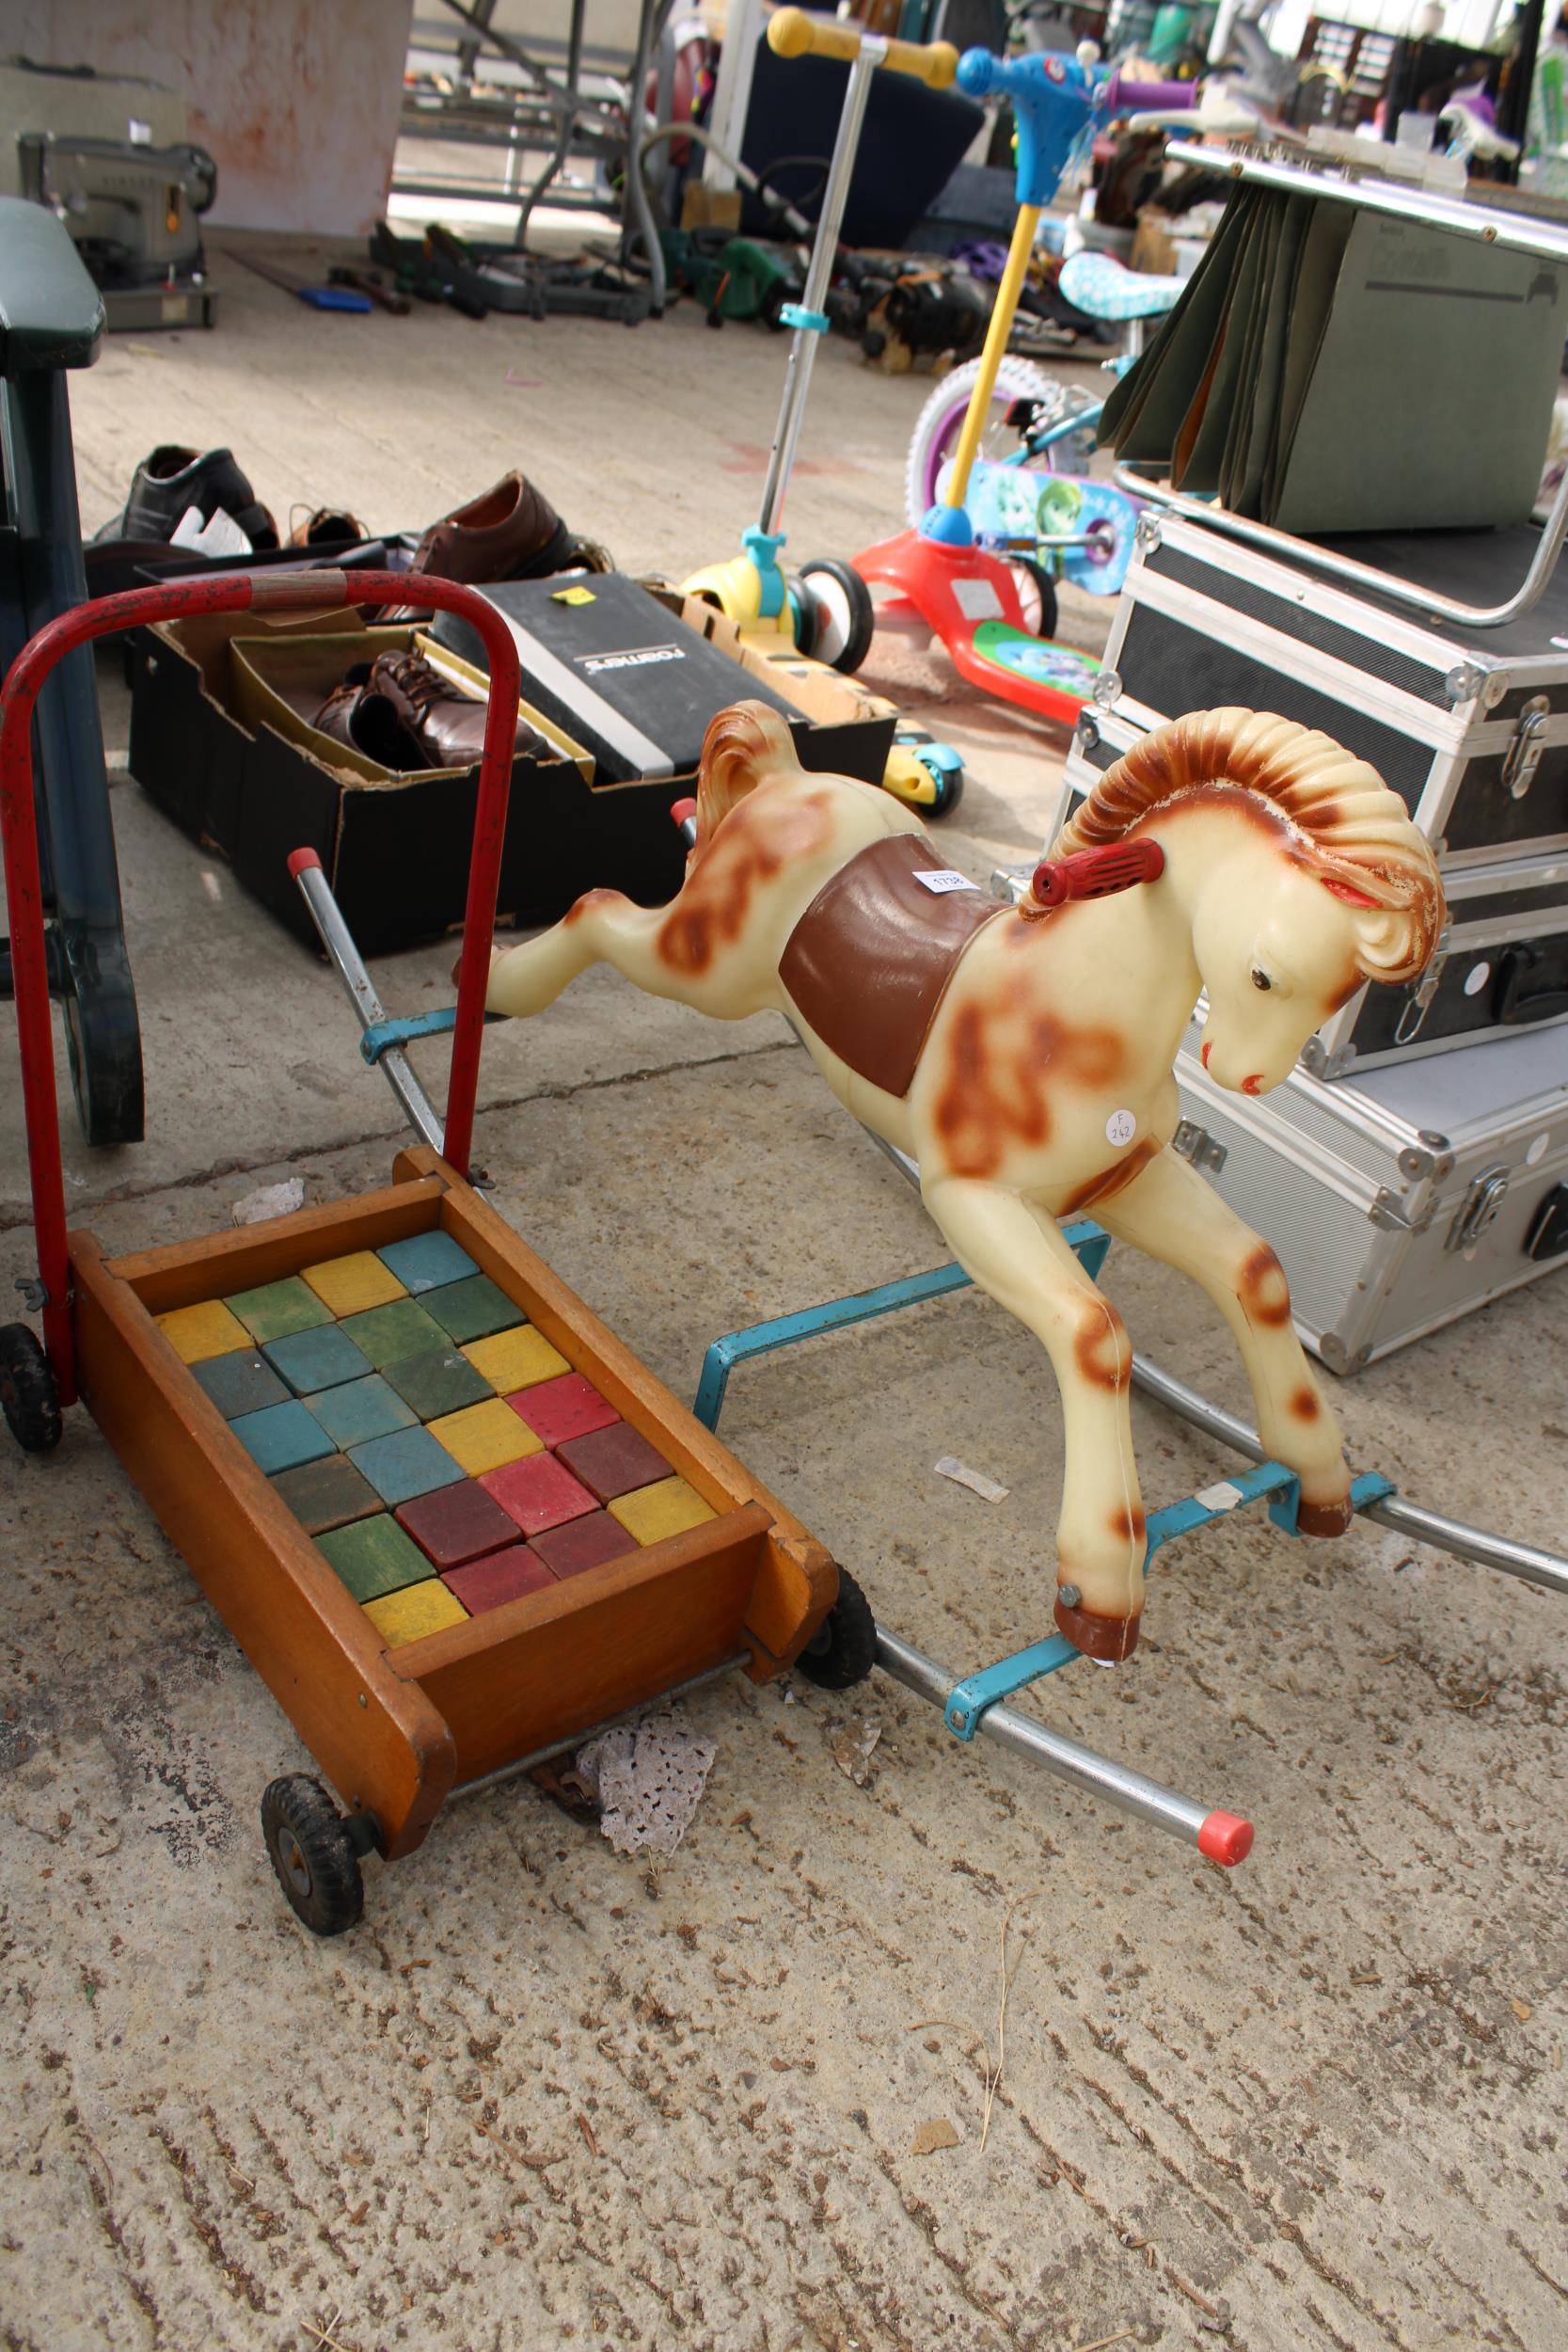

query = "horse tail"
(694, 701), (800, 847)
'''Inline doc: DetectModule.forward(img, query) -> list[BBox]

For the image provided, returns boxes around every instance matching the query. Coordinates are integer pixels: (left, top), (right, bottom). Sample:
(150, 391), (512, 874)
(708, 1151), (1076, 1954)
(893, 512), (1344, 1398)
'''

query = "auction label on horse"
(913, 869), (979, 896)
(1105, 1108), (1137, 1147)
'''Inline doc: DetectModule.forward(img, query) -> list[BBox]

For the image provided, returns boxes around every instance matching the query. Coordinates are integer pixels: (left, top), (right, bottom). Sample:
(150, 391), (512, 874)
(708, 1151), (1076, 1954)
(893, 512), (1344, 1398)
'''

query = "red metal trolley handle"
(0, 569), (524, 1407)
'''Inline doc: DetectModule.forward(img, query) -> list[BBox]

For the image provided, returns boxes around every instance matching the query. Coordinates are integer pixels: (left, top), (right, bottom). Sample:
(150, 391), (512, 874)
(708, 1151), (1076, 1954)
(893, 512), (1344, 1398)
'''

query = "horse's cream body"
(487, 706), (1444, 1662)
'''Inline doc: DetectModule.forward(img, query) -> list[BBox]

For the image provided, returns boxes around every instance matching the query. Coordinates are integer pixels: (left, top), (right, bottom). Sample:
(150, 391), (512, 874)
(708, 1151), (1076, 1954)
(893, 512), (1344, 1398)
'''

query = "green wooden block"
(262, 1323), (373, 1397)
(381, 1343), (492, 1422)
(191, 1349), (289, 1420)
(339, 1298), (447, 1369)
(420, 1275), (523, 1346)
(317, 1514), (434, 1603)
(271, 1453), (380, 1536)
(225, 1277), (334, 1344)
(306, 1374), (417, 1451)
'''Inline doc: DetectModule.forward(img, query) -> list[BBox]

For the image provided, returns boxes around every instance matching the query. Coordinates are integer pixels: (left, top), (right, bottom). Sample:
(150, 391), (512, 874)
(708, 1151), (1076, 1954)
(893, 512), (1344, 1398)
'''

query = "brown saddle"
(779, 834), (1003, 1099)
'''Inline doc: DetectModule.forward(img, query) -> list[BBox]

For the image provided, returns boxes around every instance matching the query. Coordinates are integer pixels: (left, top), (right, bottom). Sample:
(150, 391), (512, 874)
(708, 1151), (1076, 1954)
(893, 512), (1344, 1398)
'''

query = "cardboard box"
(127, 596), (894, 955)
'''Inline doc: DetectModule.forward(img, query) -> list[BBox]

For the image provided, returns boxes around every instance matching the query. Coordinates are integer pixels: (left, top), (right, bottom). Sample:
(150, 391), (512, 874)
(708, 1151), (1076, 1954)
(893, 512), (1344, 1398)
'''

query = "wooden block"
(396, 1479), (523, 1570)
(350, 1425), (469, 1507)
(191, 1348), (289, 1420)
(271, 1453), (380, 1536)
(307, 1373), (418, 1450)
(481, 1451), (598, 1538)
(339, 1297), (447, 1369)
(420, 1274), (522, 1345)
(230, 1398), (338, 1476)
(556, 1421), (672, 1502)
(610, 1476), (717, 1547)
(156, 1298), (252, 1364)
(443, 1546), (557, 1615)
(509, 1370), (620, 1450)
(262, 1323), (373, 1397)
(377, 1232), (479, 1295)
(529, 1508), (637, 1581)
(365, 1579), (469, 1649)
(426, 1396), (543, 1477)
(382, 1344), (493, 1422)
(464, 1325), (572, 1397)
(318, 1512), (435, 1602)
(301, 1249), (407, 1317)
(226, 1276), (334, 1345)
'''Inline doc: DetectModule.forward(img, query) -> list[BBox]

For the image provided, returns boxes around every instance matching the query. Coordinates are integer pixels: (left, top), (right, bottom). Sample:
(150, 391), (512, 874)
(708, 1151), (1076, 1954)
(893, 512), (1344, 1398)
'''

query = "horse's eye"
(1251, 967), (1273, 992)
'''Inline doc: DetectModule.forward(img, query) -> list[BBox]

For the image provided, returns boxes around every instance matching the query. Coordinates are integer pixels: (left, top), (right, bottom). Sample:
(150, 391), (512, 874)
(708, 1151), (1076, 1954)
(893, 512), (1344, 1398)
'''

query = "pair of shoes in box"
(313, 646), (549, 772)
(95, 444), (367, 553)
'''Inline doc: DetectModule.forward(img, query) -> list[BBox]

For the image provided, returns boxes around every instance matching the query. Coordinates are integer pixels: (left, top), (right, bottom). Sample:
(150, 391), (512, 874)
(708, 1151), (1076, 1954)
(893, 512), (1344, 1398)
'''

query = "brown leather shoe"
(365, 649), (550, 768)
(290, 506), (367, 549)
(382, 471), (575, 620)
(311, 663), (429, 770)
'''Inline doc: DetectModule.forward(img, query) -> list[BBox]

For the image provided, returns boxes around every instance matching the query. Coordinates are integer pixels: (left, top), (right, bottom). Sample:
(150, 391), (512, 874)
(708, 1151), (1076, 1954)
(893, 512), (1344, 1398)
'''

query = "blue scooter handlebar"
(956, 48), (1195, 209)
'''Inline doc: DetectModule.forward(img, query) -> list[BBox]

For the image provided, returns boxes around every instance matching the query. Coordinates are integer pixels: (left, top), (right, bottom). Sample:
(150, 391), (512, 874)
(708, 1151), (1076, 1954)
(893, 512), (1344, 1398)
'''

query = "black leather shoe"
(98, 445), (278, 548)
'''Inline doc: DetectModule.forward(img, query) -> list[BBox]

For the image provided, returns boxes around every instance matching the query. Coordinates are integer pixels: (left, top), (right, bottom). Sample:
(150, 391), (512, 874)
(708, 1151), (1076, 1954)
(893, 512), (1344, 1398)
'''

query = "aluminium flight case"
(1093, 512), (1568, 873)
(1041, 702), (1568, 1077)
(1171, 1018), (1568, 1374)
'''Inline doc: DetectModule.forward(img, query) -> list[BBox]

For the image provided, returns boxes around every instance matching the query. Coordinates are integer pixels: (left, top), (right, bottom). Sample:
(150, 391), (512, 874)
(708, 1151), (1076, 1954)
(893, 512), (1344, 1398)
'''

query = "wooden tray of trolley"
(69, 1144), (839, 1863)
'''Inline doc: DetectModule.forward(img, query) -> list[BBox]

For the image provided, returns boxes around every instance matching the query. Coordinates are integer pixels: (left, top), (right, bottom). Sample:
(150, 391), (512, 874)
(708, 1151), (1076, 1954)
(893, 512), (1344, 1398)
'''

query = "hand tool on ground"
(222, 249), (373, 311)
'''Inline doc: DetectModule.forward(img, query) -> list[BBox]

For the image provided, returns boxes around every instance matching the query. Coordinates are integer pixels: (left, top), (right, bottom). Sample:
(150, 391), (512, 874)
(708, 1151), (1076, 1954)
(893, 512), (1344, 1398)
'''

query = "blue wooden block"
(262, 1324), (374, 1397)
(191, 1349), (289, 1421)
(376, 1232), (480, 1295)
(307, 1375), (418, 1450)
(349, 1424), (469, 1507)
(230, 1399), (337, 1475)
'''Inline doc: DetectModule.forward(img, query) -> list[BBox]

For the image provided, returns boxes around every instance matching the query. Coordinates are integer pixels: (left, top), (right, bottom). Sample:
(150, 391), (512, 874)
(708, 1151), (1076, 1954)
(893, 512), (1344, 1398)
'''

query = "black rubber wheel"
(261, 1774), (364, 1936)
(0, 1323), (62, 1454)
(796, 1565), (878, 1691)
(1011, 556), (1059, 643)
(797, 558), (876, 675)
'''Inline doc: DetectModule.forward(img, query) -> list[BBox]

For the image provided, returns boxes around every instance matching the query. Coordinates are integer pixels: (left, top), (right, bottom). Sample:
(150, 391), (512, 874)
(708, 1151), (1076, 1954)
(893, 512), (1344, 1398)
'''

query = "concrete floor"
(3, 248), (1566, 2352)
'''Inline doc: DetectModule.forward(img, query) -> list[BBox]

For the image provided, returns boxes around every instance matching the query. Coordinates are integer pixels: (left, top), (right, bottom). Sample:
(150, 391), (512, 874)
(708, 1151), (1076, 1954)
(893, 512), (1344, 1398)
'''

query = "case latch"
(1392, 940), (1449, 1045)
(1501, 694), (1550, 800)
(1172, 1118), (1227, 1175)
(1446, 1164), (1511, 1254)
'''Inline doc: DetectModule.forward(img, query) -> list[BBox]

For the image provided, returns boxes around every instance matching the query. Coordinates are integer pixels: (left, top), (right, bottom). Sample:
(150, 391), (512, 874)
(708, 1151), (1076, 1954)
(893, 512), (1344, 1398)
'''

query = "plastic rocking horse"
(486, 705), (1444, 1664)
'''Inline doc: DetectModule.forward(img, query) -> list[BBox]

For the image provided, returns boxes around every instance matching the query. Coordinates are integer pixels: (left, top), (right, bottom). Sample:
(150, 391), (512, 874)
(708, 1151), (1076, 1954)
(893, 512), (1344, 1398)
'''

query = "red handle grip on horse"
(1029, 838), (1165, 910)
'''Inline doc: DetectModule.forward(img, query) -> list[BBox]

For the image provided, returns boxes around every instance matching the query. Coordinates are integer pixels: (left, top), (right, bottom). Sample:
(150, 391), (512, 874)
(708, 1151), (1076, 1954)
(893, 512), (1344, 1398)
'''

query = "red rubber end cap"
(1197, 1810), (1255, 1867)
(287, 847), (323, 879)
(671, 796), (698, 829)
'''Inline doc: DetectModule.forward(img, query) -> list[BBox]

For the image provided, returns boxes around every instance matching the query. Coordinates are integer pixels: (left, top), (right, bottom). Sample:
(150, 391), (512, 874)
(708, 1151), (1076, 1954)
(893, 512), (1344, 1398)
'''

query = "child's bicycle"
(901, 246), (1185, 637)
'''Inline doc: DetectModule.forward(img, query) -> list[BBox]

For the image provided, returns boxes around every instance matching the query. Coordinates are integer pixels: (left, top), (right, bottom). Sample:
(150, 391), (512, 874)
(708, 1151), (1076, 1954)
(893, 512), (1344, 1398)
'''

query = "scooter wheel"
(797, 559), (875, 674)
(0, 1324), (62, 1454)
(1009, 557), (1059, 644)
(785, 574), (820, 660)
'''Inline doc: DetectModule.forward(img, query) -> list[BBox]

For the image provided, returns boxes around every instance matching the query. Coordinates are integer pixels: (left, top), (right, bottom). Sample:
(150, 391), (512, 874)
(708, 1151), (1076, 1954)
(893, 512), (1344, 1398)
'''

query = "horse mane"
(694, 701), (800, 846)
(1053, 707), (1444, 982)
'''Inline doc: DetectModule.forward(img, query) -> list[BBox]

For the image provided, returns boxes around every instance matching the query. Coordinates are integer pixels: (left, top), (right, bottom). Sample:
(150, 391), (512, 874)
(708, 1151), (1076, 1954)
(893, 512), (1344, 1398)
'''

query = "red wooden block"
(508, 1370), (620, 1450)
(443, 1546), (557, 1615)
(555, 1421), (673, 1502)
(529, 1508), (637, 1581)
(480, 1451), (598, 1537)
(395, 1479), (521, 1571)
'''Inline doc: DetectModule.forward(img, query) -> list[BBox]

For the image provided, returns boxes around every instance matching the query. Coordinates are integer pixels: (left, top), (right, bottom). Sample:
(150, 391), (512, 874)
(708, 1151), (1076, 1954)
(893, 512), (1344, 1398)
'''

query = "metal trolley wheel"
(260, 1773), (366, 1937)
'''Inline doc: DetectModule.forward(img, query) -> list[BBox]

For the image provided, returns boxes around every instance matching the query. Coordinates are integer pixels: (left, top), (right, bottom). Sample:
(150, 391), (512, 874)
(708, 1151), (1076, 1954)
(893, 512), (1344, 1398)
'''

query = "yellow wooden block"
(428, 1397), (543, 1476)
(364, 1579), (468, 1648)
(609, 1475), (718, 1547)
(462, 1325), (571, 1396)
(301, 1250), (407, 1317)
(156, 1298), (252, 1364)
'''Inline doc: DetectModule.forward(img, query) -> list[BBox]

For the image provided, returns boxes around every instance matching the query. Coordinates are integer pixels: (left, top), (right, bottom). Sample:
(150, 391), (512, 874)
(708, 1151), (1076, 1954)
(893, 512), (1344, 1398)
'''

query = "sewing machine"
(17, 133), (220, 332)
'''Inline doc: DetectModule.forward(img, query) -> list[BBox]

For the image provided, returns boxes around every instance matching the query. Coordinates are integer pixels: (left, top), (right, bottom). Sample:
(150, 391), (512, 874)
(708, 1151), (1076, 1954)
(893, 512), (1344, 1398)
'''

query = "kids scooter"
(851, 45), (1193, 725)
(680, 7), (969, 813)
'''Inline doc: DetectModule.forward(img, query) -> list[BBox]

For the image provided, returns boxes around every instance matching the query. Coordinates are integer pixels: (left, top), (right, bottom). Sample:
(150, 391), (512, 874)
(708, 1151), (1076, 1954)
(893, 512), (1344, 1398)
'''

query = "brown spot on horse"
(1290, 1385), (1322, 1421)
(1061, 1138), (1156, 1214)
(657, 787), (834, 977)
(1110, 1502), (1148, 1541)
(1074, 1299), (1132, 1391)
(1240, 1243), (1292, 1327)
(931, 998), (1126, 1181)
